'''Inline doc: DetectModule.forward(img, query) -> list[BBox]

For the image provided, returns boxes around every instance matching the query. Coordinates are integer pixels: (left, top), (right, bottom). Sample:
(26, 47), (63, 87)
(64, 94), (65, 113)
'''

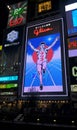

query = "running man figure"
(28, 36), (59, 90)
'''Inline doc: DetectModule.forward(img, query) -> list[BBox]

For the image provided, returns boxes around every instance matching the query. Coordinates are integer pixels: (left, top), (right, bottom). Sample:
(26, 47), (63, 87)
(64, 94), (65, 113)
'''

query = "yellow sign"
(38, 1), (52, 13)
(0, 45), (2, 50)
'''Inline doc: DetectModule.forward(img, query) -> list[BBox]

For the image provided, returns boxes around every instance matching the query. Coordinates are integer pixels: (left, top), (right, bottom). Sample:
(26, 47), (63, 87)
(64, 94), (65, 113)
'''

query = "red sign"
(9, 17), (23, 27)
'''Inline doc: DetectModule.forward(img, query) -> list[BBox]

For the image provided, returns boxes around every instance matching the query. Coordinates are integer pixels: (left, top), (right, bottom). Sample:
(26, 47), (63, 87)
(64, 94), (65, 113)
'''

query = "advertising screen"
(0, 25), (25, 96)
(3, 25), (24, 47)
(69, 57), (77, 92)
(68, 36), (77, 57)
(0, 26), (25, 83)
(20, 17), (68, 100)
(65, 2), (77, 37)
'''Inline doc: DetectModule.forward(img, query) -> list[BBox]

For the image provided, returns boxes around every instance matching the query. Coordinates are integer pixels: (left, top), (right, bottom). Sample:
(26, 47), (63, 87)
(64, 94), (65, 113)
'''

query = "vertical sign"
(21, 17), (68, 100)
(7, 1), (28, 28)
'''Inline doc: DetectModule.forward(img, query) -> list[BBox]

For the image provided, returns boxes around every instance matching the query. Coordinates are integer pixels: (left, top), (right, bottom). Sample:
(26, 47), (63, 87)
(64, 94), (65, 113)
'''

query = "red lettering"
(9, 17), (23, 27)
(9, 19), (14, 26)
(16, 17), (23, 25)
(34, 27), (53, 36)
(68, 41), (77, 49)
(34, 29), (39, 36)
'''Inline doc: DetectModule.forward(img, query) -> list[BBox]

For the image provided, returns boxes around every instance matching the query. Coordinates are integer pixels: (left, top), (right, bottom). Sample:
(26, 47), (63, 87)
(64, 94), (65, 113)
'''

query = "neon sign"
(0, 45), (2, 50)
(34, 27), (53, 36)
(9, 17), (23, 27)
(38, 1), (52, 13)
(69, 57), (77, 88)
(7, 30), (18, 42)
(68, 37), (77, 49)
(72, 66), (77, 77)
(33, 23), (53, 36)
(3, 26), (24, 47)
(11, 7), (25, 18)
(7, 1), (27, 28)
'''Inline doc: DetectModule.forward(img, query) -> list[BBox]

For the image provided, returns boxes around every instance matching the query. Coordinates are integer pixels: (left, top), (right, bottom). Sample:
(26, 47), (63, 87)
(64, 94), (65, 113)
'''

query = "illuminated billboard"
(37, 0), (52, 13)
(69, 57), (77, 92)
(20, 16), (69, 100)
(65, 2), (77, 37)
(37, 0), (60, 14)
(68, 37), (77, 57)
(3, 25), (25, 47)
(0, 25), (25, 83)
(7, 0), (28, 28)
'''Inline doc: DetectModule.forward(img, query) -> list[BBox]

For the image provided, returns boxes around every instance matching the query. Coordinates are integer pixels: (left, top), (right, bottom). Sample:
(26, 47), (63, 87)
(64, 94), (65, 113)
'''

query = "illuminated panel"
(0, 26), (25, 85)
(3, 26), (24, 47)
(0, 92), (15, 96)
(0, 76), (18, 82)
(37, 0), (60, 15)
(20, 17), (68, 100)
(0, 45), (2, 50)
(7, 1), (28, 28)
(68, 37), (77, 57)
(38, 1), (52, 13)
(69, 57), (77, 92)
(65, 2), (77, 37)
(0, 83), (18, 89)
(65, 2), (77, 11)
